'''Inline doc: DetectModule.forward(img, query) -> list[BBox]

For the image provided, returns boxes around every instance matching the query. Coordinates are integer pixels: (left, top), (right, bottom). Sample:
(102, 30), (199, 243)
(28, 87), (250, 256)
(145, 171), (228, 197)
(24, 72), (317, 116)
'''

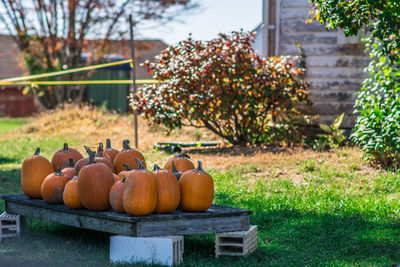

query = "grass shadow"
(0, 156), (19, 164)
(185, 144), (292, 156)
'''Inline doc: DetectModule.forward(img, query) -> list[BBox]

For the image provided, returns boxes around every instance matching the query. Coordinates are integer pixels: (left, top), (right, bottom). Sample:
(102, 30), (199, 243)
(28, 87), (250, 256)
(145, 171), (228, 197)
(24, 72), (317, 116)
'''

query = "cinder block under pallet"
(215, 225), (257, 258)
(0, 212), (20, 242)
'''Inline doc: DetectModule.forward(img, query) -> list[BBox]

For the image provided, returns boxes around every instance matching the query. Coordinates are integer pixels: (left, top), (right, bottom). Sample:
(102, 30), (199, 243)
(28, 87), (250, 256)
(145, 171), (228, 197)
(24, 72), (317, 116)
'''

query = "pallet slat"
(2, 194), (251, 237)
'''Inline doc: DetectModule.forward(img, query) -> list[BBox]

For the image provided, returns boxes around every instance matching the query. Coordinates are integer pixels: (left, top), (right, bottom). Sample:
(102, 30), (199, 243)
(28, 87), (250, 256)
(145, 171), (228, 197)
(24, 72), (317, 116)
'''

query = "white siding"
(279, 0), (370, 128)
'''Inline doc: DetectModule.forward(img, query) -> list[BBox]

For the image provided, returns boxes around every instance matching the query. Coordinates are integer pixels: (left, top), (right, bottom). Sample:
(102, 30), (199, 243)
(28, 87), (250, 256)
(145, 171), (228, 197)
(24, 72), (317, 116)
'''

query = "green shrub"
(351, 37), (400, 170)
(130, 31), (310, 145)
(313, 113), (346, 151)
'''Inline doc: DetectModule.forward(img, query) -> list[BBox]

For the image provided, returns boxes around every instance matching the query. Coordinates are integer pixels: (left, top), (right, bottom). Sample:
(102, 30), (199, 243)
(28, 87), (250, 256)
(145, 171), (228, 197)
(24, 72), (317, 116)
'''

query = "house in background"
(0, 35), (167, 117)
(255, 0), (370, 128)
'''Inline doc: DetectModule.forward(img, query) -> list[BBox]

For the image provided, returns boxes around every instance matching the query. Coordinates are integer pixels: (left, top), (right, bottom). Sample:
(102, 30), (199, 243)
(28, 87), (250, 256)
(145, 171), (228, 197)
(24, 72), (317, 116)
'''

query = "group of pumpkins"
(20, 139), (214, 216)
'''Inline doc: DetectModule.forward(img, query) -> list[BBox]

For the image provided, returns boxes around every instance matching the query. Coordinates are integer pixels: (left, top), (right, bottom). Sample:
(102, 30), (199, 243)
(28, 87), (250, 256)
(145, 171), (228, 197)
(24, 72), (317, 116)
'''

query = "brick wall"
(0, 88), (35, 117)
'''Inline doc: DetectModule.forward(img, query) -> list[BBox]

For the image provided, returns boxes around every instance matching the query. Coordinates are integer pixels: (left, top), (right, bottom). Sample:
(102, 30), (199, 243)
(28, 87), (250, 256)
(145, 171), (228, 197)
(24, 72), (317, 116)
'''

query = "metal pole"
(129, 14), (138, 148)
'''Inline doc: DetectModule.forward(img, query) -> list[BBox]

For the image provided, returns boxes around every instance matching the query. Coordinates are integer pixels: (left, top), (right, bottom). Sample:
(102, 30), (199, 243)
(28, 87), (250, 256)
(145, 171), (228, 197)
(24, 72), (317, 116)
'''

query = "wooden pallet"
(0, 212), (20, 242)
(2, 194), (252, 237)
(215, 225), (257, 257)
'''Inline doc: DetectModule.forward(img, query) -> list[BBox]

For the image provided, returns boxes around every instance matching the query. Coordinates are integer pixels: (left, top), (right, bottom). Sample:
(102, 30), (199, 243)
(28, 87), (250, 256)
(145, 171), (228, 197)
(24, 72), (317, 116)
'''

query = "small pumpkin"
(74, 145), (115, 175)
(61, 158), (75, 179)
(164, 153), (195, 172)
(109, 176), (126, 213)
(153, 164), (181, 214)
(51, 143), (83, 171)
(113, 140), (146, 174)
(78, 150), (114, 211)
(123, 158), (157, 216)
(171, 160), (182, 181)
(103, 139), (119, 163)
(41, 167), (71, 204)
(118, 163), (133, 180)
(63, 176), (82, 209)
(21, 147), (53, 199)
(113, 173), (120, 183)
(179, 161), (214, 212)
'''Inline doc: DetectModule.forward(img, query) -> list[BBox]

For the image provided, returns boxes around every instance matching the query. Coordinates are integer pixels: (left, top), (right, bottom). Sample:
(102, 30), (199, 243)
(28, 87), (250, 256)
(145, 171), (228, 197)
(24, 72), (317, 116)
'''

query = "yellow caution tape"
(0, 79), (158, 86)
(0, 59), (159, 85)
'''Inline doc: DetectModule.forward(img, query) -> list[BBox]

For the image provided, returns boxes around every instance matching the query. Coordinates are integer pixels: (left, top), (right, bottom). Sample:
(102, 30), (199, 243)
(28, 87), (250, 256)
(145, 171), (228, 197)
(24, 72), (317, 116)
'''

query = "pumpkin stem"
(88, 150), (96, 164)
(106, 139), (112, 149)
(122, 140), (131, 151)
(34, 147), (40, 156)
(68, 158), (75, 167)
(135, 158), (145, 170)
(63, 143), (69, 151)
(153, 164), (162, 171)
(56, 167), (64, 176)
(196, 160), (203, 171)
(123, 163), (132, 171)
(177, 153), (190, 159)
(96, 142), (104, 157)
(171, 160), (179, 173)
(121, 175), (126, 183)
(84, 145), (92, 155)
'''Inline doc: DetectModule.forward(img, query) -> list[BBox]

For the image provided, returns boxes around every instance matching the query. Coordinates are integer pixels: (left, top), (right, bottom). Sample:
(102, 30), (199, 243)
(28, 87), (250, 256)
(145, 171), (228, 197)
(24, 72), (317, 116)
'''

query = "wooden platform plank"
(2, 194), (251, 237)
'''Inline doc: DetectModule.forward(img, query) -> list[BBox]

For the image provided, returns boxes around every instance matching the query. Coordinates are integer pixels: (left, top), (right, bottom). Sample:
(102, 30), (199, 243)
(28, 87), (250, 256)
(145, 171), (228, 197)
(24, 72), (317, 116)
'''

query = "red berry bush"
(130, 31), (309, 145)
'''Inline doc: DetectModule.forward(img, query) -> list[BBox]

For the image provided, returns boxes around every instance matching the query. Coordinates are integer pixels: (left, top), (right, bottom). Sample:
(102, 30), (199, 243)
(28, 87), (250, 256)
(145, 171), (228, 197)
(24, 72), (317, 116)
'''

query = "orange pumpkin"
(61, 158), (75, 179)
(21, 147), (53, 199)
(164, 153), (195, 172)
(78, 150), (114, 211)
(123, 159), (157, 216)
(113, 140), (146, 173)
(51, 143), (83, 171)
(179, 161), (214, 212)
(63, 176), (82, 209)
(41, 168), (71, 204)
(118, 164), (133, 180)
(74, 145), (115, 175)
(109, 176), (126, 213)
(153, 164), (180, 213)
(113, 173), (120, 183)
(103, 139), (119, 163)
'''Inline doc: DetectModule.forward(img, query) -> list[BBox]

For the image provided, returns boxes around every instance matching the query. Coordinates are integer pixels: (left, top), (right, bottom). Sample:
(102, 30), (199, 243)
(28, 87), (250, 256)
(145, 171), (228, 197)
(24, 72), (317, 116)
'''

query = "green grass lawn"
(1, 118), (400, 266)
(0, 118), (28, 134)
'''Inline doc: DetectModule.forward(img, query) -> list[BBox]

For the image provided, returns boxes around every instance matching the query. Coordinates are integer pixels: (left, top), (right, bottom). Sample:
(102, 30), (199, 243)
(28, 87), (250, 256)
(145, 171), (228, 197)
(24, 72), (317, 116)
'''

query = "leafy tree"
(130, 31), (309, 145)
(0, 0), (197, 108)
(310, 0), (400, 60)
(310, 0), (400, 168)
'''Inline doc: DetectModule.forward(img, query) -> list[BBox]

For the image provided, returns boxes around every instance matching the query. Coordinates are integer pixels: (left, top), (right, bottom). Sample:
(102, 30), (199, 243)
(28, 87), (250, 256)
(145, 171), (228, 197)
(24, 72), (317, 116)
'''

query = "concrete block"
(110, 235), (184, 266)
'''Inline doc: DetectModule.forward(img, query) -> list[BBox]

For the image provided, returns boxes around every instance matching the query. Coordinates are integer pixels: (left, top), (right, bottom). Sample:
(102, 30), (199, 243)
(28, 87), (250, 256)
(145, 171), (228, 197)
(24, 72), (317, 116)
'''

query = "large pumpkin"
(78, 150), (114, 211)
(21, 147), (53, 199)
(51, 143), (83, 171)
(123, 159), (157, 216)
(113, 140), (146, 173)
(63, 176), (82, 209)
(164, 153), (195, 172)
(109, 176), (126, 213)
(179, 161), (214, 212)
(74, 145), (114, 175)
(153, 164), (180, 214)
(61, 158), (75, 179)
(103, 139), (119, 163)
(41, 168), (71, 204)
